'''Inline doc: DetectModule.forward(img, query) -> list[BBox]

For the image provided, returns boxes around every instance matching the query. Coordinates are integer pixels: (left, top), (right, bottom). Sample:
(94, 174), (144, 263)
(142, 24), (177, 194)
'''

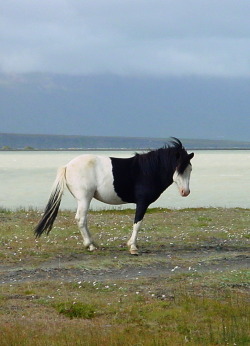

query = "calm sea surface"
(1, 150), (250, 210)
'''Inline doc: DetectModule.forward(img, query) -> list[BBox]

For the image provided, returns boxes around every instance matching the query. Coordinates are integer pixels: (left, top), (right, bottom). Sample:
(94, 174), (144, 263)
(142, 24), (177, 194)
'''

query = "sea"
(1, 150), (250, 210)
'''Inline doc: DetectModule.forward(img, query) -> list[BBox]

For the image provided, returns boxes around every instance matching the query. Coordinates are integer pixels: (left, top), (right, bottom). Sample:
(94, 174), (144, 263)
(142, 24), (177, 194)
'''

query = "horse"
(34, 138), (194, 255)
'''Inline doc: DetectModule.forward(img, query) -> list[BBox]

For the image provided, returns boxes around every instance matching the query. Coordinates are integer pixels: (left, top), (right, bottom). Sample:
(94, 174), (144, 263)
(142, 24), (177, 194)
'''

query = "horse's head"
(171, 140), (194, 197)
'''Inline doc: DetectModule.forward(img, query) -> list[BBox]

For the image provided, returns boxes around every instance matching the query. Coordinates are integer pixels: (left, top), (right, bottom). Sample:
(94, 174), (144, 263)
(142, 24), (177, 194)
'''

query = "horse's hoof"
(89, 244), (97, 251)
(130, 249), (139, 256)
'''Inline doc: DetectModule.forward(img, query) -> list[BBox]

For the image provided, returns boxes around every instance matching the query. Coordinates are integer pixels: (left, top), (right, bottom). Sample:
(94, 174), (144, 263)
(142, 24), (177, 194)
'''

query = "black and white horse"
(35, 138), (194, 255)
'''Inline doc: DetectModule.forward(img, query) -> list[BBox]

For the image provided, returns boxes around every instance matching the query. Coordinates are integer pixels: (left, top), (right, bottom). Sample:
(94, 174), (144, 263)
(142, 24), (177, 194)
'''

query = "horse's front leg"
(127, 203), (148, 255)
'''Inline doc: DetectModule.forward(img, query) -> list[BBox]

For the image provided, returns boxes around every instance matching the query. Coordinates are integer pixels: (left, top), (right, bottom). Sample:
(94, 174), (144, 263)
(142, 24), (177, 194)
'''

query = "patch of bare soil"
(0, 249), (249, 285)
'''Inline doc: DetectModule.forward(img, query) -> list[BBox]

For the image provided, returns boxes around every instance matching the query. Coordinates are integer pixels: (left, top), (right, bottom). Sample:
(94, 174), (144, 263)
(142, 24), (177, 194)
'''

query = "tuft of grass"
(54, 302), (96, 319)
(0, 207), (12, 214)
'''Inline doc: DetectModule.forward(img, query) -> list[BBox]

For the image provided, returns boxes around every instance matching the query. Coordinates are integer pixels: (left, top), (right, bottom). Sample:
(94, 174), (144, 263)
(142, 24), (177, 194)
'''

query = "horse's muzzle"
(180, 189), (190, 197)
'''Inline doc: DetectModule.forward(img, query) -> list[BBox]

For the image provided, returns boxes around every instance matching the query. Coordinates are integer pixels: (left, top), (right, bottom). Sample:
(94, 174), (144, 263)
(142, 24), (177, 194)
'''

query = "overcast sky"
(1, 0), (250, 77)
(1, 1), (250, 141)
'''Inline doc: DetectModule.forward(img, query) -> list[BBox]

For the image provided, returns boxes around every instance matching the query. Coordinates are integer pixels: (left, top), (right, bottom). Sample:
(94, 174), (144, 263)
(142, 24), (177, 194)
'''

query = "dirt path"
(1, 250), (249, 285)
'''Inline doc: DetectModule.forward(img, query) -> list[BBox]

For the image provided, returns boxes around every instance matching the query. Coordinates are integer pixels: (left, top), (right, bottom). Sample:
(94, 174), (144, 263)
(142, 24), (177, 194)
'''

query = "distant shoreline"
(1, 133), (250, 151)
(1, 147), (250, 152)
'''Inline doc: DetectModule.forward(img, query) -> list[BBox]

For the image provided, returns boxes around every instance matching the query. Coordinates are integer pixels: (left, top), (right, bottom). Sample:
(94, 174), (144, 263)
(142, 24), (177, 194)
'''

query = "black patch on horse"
(111, 138), (193, 205)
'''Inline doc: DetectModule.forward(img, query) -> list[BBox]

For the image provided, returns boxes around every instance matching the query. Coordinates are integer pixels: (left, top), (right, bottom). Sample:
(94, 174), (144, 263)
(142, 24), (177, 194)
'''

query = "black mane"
(134, 138), (189, 176)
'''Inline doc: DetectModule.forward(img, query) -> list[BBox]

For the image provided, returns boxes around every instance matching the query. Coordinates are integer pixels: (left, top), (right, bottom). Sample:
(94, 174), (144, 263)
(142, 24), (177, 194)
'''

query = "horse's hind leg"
(75, 198), (96, 251)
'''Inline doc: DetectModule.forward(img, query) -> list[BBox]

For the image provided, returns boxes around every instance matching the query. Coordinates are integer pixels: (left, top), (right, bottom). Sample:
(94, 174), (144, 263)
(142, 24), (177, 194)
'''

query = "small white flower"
(171, 266), (179, 272)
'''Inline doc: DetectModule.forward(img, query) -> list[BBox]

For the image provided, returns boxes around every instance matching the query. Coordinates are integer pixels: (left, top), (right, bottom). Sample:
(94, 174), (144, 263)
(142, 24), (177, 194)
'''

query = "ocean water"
(1, 150), (250, 210)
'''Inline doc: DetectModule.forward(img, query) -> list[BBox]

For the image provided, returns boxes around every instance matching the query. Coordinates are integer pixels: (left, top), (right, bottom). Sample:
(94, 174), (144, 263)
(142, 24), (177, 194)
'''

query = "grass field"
(0, 207), (249, 345)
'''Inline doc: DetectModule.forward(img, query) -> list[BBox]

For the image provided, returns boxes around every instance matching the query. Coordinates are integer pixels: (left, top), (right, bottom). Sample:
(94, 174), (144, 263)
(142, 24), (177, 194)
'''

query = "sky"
(1, 0), (250, 140)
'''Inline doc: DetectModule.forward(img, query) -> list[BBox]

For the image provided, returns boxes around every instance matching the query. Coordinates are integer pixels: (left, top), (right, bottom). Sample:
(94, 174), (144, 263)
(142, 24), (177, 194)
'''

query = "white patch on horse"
(173, 164), (192, 197)
(127, 220), (142, 255)
(66, 155), (124, 205)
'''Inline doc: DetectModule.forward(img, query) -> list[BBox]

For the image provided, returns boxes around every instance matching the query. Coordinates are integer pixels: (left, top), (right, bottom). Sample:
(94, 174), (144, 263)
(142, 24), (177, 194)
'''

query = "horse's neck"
(158, 158), (175, 188)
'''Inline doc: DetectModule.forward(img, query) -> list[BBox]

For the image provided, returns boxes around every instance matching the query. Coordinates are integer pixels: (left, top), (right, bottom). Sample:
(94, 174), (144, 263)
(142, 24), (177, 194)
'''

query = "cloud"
(1, 0), (250, 76)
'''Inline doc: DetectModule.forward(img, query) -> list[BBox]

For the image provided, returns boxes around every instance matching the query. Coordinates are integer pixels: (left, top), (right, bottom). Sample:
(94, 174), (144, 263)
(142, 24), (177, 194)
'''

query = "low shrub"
(55, 301), (96, 319)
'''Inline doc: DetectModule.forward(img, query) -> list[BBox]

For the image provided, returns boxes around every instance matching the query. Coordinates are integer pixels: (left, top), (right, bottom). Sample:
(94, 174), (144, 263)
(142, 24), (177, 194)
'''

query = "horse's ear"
(189, 153), (194, 160)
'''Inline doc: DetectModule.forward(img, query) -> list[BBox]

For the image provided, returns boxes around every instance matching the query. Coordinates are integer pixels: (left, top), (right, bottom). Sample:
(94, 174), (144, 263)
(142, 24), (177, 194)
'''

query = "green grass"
(0, 208), (249, 345)
(54, 302), (96, 319)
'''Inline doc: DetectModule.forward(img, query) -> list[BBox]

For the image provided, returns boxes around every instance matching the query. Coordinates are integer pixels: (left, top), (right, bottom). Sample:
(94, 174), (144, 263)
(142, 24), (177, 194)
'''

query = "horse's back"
(66, 154), (108, 187)
(65, 154), (124, 204)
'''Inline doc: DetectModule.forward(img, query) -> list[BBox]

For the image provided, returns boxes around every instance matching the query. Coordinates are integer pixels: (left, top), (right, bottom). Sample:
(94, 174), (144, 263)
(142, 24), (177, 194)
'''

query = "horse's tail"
(34, 166), (67, 238)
